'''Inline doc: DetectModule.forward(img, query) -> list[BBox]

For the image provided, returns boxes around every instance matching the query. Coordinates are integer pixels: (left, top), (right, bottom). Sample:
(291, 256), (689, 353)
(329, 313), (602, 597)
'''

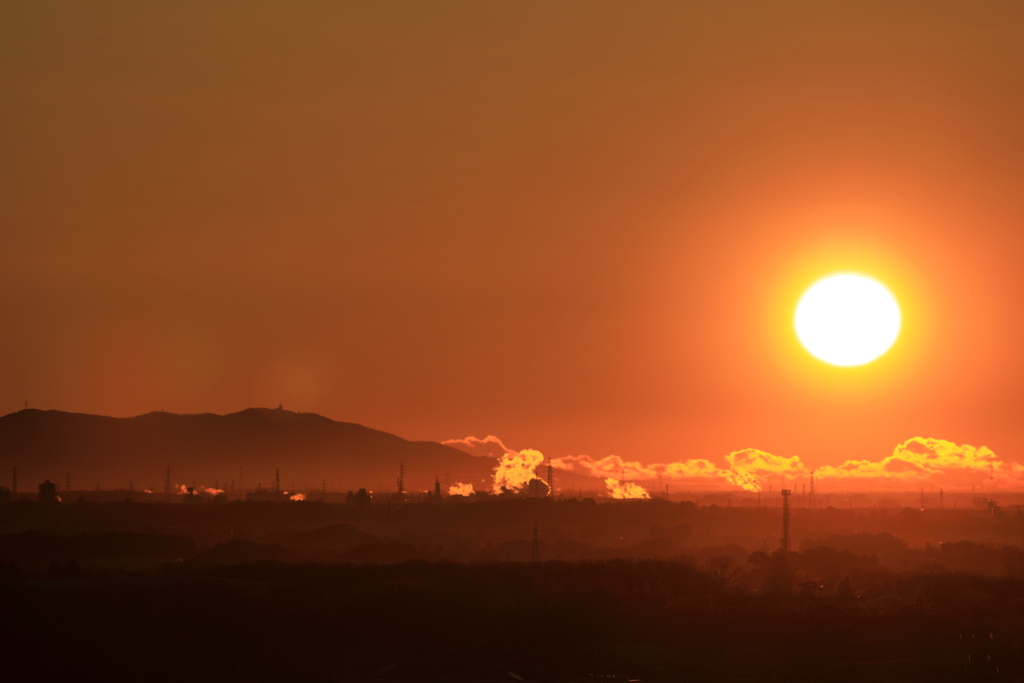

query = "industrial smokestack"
(781, 489), (792, 552)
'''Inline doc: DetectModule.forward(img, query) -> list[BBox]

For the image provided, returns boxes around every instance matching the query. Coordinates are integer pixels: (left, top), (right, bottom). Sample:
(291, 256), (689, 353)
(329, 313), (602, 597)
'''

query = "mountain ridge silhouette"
(0, 407), (495, 493)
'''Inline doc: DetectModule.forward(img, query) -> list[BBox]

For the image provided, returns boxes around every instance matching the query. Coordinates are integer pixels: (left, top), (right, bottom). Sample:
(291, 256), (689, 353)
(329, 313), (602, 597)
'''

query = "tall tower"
(781, 489), (792, 552)
(809, 472), (815, 507)
(397, 462), (405, 495)
(531, 523), (540, 562)
(546, 460), (553, 496)
(434, 476), (441, 498)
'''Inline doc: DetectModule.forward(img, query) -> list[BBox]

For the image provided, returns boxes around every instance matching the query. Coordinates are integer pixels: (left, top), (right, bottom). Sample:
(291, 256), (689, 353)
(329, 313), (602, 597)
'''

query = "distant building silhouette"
(526, 478), (549, 498)
(246, 489), (289, 502)
(38, 480), (58, 505)
(346, 488), (372, 508)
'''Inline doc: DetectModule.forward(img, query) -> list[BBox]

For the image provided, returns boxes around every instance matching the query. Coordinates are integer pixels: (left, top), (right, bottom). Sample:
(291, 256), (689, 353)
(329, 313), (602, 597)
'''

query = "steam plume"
(604, 478), (651, 499)
(816, 437), (1024, 488)
(448, 482), (475, 496)
(177, 484), (225, 496)
(442, 435), (517, 457)
(492, 448), (546, 494)
(551, 438), (1017, 492)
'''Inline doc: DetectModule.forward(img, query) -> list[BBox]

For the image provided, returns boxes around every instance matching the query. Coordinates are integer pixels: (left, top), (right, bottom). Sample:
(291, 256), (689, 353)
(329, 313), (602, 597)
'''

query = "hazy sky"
(4, 2), (1024, 470)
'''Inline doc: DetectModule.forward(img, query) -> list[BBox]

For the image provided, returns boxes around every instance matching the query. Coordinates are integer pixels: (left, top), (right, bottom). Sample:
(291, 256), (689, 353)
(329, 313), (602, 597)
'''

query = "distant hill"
(0, 408), (496, 494)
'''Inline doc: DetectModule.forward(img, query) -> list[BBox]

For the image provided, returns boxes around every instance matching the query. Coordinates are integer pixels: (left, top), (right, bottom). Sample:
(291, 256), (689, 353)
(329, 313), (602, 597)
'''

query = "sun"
(795, 274), (901, 366)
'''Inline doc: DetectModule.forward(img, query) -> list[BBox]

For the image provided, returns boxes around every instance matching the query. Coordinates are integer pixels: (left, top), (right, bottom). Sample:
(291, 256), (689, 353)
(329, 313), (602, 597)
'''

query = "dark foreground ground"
(4, 558), (1022, 683)
(4, 498), (1024, 681)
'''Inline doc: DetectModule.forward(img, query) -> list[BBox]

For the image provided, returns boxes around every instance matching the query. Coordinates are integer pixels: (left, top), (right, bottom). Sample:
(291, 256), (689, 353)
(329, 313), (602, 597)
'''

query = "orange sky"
(3, 2), (1024, 476)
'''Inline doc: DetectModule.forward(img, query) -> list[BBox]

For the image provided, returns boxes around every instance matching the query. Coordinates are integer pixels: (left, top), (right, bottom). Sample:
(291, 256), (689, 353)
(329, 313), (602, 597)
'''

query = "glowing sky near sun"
(3, 3), (1024, 477)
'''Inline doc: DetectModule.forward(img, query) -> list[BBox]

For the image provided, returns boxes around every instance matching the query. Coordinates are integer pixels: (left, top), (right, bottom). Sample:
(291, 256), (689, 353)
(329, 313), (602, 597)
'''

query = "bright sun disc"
(795, 274), (900, 366)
